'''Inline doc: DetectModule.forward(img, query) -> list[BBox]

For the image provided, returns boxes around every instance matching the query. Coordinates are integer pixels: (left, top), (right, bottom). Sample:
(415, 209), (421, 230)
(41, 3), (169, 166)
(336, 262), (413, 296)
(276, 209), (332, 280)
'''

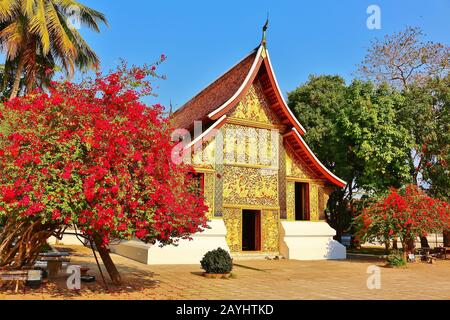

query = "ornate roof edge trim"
(207, 45), (265, 120)
(285, 128), (347, 188)
(264, 49), (307, 135)
(207, 45), (306, 135)
(183, 114), (227, 153)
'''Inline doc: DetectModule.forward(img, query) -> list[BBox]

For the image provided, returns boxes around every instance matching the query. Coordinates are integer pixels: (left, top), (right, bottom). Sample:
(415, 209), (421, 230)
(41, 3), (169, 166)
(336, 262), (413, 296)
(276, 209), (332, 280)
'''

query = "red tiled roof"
(174, 44), (346, 188)
(171, 49), (258, 130)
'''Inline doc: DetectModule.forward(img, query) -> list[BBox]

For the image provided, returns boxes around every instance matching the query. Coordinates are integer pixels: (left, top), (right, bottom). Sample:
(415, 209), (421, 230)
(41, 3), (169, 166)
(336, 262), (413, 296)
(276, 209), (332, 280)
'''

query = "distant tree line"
(288, 27), (449, 246)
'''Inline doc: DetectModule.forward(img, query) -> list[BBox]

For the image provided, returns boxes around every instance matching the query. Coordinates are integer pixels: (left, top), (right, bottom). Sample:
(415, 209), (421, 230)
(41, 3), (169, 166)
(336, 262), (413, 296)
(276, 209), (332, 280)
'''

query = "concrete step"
(231, 252), (284, 261)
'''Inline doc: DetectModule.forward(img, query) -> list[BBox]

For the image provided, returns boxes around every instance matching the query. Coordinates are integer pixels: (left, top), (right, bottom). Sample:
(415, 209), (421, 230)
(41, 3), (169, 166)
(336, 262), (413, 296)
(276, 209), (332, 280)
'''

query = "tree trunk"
(393, 238), (398, 250)
(401, 241), (409, 262)
(9, 54), (26, 100)
(384, 240), (391, 254)
(407, 237), (416, 254)
(0, 218), (55, 269)
(93, 236), (122, 285)
(444, 230), (450, 247)
(25, 70), (36, 95)
(420, 236), (430, 248)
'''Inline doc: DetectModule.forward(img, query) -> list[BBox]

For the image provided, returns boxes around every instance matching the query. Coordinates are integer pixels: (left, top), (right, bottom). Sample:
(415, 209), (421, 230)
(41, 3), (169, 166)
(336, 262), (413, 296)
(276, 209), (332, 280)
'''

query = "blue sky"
(72, 1), (449, 110)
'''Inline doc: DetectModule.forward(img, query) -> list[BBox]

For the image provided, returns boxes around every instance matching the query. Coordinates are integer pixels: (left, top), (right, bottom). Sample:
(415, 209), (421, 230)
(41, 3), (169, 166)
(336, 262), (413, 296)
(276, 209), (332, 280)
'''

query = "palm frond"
(28, 0), (50, 53)
(0, 0), (20, 23)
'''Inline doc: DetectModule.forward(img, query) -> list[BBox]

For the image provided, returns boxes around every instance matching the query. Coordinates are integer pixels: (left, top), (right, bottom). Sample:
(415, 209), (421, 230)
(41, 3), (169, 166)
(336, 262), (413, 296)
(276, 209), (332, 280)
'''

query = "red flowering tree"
(355, 185), (450, 260)
(0, 61), (208, 284)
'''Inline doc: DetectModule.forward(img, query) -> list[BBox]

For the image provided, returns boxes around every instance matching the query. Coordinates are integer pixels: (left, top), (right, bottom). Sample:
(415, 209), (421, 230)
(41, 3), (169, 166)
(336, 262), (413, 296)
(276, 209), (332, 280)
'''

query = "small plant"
(200, 248), (233, 274)
(386, 250), (406, 267)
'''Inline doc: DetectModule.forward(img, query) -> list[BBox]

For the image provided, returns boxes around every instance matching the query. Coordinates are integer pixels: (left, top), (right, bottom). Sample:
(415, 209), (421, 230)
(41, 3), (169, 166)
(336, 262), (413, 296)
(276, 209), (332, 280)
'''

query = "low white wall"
(110, 219), (230, 265)
(362, 234), (445, 249)
(48, 230), (86, 246)
(280, 221), (346, 260)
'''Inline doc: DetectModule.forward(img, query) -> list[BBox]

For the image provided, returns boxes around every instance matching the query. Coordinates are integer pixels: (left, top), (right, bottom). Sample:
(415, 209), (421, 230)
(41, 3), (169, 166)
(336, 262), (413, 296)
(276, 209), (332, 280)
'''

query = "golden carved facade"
(203, 172), (215, 219)
(261, 210), (279, 252)
(309, 184), (319, 221)
(192, 136), (216, 169)
(188, 79), (336, 253)
(286, 181), (295, 221)
(222, 207), (241, 252)
(222, 165), (278, 207)
(222, 207), (280, 253)
(230, 82), (280, 125)
(222, 123), (278, 167)
(285, 144), (318, 179)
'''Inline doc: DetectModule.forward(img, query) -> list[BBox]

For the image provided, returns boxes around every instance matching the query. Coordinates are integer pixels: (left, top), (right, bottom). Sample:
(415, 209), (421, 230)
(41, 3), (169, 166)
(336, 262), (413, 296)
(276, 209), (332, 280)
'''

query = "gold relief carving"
(222, 124), (278, 167)
(309, 184), (319, 221)
(230, 82), (279, 125)
(261, 210), (279, 252)
(318, 186), (325, 220)
(286, 181), (295, 221)
(192, 135), (216, 168)
(285, 145), (317, 179)
(203, 173), (215, 219)
(222, 166), (278, 206)
(223, 208), (241, 252)
(321, 185), (333, 220)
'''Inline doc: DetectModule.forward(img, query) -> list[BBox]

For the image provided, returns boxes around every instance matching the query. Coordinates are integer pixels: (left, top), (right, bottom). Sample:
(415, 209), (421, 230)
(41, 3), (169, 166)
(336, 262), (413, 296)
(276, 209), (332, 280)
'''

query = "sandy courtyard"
(1, 245), (449, 300)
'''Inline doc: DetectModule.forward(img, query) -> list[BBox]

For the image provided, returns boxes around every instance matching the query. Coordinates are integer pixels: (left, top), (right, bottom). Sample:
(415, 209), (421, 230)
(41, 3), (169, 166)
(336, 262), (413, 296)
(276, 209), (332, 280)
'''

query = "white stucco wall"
(109, 219), (230, 265)
(280, 221), (346, 260)
(47, 230), (87, 246)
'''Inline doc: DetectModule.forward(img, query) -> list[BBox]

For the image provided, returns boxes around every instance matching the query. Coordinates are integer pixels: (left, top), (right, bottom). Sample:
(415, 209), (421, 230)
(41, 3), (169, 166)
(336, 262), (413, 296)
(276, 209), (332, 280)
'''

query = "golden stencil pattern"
(222, 166), (278, 206)
(222, 124), (278, 167)
(192, 135), (216, 169)
(286, 182), (295, 221)
(203, 173), (215, 219)
(309, 184), (319, 221)
(223, 207), (241, 252)
(320, 185), (333, 220)
(285, 145), (318, 179)
(230, 82), (280, 124)
(318, 186), (325, 220)
(261, 210), (280, 252)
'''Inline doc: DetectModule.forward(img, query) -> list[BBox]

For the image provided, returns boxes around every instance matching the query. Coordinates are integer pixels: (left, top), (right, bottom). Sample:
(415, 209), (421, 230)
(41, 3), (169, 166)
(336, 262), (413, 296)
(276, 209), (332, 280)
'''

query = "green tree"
(402, 75), (450, 200)
(357, 26), (450, 248)
(0, 0), (107, 99)
(288, 76), (412, 240)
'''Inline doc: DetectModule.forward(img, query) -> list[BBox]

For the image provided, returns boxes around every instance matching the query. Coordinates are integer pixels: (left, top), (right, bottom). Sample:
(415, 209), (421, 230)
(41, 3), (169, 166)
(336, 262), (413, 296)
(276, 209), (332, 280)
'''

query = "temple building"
(111, 38), (347, 264)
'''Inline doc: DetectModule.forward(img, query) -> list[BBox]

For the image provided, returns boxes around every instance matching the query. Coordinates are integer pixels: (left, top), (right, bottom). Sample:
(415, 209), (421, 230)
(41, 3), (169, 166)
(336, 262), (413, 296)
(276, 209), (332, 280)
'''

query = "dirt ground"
(1, 245), (449, 300)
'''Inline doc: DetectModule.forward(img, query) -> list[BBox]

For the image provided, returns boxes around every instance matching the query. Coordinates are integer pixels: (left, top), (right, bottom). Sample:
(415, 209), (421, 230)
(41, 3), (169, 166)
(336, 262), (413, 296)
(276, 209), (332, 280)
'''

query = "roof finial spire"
(169, 100), (173, 117)
(261, 14), (269, 47)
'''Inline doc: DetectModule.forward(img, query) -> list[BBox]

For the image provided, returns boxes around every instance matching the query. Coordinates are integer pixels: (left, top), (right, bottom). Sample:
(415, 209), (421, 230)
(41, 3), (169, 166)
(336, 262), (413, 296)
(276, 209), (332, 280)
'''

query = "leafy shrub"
(200, 248), (233, 274)
(386, 250), (406, 267)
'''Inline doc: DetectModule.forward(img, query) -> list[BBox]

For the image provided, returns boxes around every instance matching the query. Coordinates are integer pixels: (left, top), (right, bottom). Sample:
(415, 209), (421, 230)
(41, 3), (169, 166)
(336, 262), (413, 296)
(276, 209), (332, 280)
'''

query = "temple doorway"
(242, 210), (261, 251)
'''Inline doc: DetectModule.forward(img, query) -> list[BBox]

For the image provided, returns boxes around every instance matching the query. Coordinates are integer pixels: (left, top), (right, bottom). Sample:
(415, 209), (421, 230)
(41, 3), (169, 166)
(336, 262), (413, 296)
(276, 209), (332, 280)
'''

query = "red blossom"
(0, 63), (208, 247)
(356, 185), (450, 247)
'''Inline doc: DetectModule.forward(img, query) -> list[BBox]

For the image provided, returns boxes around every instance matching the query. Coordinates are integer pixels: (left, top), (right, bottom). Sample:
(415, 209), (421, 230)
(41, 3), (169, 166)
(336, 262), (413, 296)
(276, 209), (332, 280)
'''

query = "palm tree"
(0, 0), (107, 99)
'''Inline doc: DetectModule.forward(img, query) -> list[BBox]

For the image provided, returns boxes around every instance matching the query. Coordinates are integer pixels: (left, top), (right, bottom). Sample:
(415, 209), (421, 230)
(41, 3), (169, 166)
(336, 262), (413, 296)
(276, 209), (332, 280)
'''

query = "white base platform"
(280, 221), (346, 260)
(48, 230), (86, 246)
(109, 220), (230, 265)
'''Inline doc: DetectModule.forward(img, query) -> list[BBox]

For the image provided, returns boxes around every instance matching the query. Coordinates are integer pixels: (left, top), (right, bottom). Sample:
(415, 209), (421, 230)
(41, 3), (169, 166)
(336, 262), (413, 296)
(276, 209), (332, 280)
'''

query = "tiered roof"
(171, 43), (346, 188)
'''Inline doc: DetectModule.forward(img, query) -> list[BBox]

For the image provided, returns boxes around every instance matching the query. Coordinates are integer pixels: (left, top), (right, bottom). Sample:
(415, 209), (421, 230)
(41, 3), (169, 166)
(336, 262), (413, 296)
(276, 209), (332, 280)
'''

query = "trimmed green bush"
(200, 248), (233, 274)
(386, 250), (406, 267)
